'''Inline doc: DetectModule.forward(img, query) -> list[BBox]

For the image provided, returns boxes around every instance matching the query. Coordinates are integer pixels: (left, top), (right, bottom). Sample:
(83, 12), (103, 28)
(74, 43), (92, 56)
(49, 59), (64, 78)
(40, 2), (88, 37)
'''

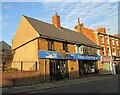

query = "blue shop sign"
(38, 50), (100, 60)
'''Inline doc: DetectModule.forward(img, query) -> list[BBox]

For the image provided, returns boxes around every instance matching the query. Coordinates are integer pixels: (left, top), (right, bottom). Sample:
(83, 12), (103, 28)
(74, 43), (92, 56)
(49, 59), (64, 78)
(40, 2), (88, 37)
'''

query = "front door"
(50, 60), (68, 80)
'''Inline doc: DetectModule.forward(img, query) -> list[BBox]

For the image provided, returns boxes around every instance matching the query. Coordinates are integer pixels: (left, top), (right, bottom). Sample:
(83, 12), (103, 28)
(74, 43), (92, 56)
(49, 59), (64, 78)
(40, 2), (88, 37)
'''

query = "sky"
(1, 1), (119, 46)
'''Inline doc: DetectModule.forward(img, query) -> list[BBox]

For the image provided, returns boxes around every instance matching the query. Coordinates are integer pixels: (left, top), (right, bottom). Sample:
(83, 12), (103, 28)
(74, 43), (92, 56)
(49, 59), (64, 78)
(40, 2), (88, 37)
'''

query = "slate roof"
(24, 16), (100, 48)
(0, 41), (11, 51)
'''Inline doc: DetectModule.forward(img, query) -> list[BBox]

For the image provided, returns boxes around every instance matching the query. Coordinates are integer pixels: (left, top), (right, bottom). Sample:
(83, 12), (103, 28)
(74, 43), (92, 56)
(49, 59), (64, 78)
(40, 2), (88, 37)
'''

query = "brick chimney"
(74, 18), (84, 33)
(78, 18), (80, 25)
(97, 27), (106, 34)
(52, 13), (61, 28)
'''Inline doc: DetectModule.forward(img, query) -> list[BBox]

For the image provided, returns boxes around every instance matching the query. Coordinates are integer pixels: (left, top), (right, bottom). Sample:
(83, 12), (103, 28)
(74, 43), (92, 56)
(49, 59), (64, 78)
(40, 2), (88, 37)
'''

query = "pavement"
(2, 74), (118, 94)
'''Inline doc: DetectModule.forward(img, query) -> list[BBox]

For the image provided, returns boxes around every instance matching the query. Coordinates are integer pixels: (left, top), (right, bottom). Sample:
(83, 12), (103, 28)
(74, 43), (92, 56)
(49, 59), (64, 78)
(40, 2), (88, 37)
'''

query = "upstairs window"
(113, 48), (116, 53)
(75, 45), (79, 53)
(106, 38), (109, 44)
(63, 43), (68, 52)
(116, 40), (119, 46)
(48, 40), (54, 50)
(100, 36), (104, 43)
(102, 47), (105, 55)
(112, 39), (114, 45)
(118, 50), (120, 57)
(107, 47), (110, 55)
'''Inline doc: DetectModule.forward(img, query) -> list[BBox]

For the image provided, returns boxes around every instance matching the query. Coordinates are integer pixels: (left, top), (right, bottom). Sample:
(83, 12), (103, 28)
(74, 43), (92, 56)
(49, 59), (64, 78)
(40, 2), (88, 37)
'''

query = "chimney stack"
(78, 18), (80, 25)
(52, 13), (61, 28)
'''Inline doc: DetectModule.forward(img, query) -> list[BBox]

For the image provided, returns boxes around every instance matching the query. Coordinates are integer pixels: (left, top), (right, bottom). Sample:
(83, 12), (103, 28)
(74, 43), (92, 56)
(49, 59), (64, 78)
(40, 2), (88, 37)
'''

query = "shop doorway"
(50, 60), (69, 80)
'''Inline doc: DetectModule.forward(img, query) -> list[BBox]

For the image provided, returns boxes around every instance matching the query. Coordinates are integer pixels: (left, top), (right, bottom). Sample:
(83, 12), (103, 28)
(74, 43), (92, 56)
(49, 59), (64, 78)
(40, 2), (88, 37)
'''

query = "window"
(48, 40), (54, 50)
(116, 40), (119, 46)
(63, 43), (68, 52)
(113, 48), (116, 52)
(79, 45), (83, 54)
(100, 36), (104, 43)
(118, 50), (120, 57)
(106, 38), (109, 44)
(102, 47), (105, 55)
(112, 39), (114, 45)
(75, 45), (79, 53)
(107, 47), (109, 55)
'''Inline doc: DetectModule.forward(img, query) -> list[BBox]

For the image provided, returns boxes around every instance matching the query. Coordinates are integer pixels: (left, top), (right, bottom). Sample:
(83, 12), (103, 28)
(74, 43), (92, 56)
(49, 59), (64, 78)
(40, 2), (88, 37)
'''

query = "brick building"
(74, 18), (120, 74)
(12, 13), (100, 82)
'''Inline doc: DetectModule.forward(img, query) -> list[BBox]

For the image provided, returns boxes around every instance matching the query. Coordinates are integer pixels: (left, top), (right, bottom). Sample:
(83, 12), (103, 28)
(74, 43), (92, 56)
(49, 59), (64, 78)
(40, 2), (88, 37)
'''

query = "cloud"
(3, 5), (13, 9)
(39, 2), (118, 35)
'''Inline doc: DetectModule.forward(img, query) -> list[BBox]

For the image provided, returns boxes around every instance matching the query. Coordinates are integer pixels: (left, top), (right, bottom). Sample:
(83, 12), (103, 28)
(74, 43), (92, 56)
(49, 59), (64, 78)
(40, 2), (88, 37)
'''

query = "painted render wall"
(12, 16), (39, 71)
(12, 38), (39, 71)
(12, 16), (38, 50)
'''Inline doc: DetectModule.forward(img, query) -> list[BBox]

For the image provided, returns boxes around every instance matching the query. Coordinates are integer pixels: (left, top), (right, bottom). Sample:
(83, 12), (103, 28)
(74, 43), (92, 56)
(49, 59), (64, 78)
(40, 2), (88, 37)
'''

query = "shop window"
(63, 43), (68, 52)
(48, 40), (54, 50)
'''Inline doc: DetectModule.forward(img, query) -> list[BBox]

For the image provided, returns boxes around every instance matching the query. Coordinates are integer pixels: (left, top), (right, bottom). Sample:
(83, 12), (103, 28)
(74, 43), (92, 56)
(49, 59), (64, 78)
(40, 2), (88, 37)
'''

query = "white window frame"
(112, 39), (114, 45)
(75, 45), (79, 53)
(106, 37), (109, 44)
(116, 40), (119, 46)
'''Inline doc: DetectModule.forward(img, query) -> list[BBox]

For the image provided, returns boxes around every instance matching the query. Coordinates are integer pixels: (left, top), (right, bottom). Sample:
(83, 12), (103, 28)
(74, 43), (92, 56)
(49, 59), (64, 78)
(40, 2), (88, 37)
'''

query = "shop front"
(38, 50), (100, 80)
(101, 56), (114, 74)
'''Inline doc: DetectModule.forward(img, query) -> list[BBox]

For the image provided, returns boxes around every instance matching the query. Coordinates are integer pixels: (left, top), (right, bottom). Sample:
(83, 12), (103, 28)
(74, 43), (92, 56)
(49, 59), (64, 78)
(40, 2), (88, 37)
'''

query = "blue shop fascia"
(38, 50), (100, 79)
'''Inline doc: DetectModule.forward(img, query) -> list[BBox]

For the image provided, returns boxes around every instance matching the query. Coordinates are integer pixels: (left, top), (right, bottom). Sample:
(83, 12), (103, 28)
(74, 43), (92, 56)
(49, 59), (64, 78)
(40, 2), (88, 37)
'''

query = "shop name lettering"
(78, 55), (97, 60)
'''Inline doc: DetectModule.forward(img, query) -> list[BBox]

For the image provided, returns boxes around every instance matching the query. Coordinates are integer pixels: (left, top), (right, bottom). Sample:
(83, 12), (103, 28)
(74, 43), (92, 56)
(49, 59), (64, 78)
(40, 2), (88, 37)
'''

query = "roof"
(0, 41), (11, 50)
(98, 32), (120, 39)
(24, 16), (100, 48)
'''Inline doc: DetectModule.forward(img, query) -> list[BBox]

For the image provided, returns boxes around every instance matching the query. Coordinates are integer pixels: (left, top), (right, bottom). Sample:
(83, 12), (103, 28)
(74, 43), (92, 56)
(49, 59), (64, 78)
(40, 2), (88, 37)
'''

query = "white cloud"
(58, 2), (118, 35)
(3, 5), (13, 9)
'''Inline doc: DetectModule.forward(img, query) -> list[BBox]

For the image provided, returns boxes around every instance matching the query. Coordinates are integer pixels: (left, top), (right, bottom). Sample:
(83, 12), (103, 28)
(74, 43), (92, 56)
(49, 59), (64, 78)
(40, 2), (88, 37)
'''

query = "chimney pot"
(55, 13), (57, 15)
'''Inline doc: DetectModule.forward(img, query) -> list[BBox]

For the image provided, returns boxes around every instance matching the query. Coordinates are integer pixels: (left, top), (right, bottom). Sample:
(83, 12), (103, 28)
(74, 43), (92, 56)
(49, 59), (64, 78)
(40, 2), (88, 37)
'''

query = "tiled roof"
(24, 16), (100, 48)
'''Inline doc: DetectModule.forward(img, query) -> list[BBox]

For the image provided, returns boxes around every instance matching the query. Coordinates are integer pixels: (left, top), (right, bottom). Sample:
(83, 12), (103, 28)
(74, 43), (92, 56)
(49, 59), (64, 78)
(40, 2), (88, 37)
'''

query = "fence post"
(21, 61), (23, 71)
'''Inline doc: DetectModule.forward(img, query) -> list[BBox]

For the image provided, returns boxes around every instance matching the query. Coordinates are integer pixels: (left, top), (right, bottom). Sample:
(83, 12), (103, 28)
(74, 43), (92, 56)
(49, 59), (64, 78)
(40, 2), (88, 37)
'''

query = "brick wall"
(38, 38), (76, 54)
(68, 60), (79, 79)
(2, 71), (41, 87)
(38, 38), (48, 50)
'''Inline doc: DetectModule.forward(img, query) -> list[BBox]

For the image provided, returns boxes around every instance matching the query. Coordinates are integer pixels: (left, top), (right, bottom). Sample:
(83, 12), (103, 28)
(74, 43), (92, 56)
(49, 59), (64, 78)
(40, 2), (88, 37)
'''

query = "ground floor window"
(78, 60), (98, 75)
(101, 62), (111, 74)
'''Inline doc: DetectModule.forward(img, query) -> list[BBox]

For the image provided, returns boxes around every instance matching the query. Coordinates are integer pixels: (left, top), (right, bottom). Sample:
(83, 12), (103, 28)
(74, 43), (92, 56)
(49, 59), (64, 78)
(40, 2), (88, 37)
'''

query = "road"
(30, 76), (119, 93)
